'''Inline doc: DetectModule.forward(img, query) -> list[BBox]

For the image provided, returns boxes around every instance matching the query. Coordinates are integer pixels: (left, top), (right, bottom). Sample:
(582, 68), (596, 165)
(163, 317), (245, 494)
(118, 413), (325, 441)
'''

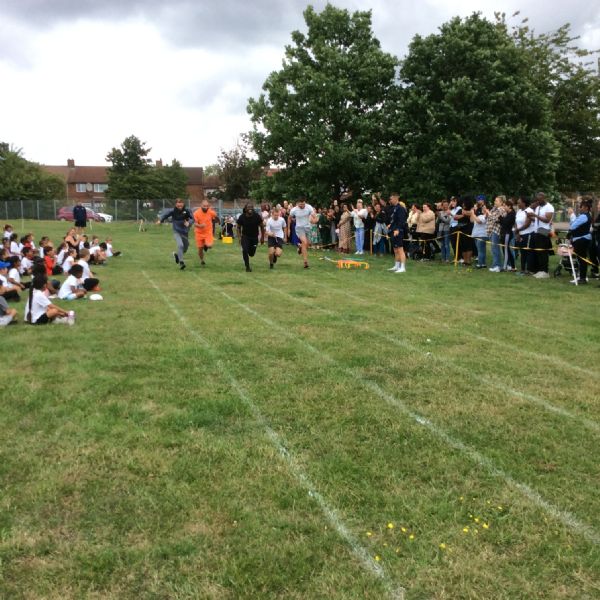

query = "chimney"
(156, 159), (163, 168)
(67, 159), (75, 168)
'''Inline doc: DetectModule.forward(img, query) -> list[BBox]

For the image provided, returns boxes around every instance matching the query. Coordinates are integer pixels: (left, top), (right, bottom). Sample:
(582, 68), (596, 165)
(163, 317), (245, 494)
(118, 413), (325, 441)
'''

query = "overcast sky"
(1, 0), (598, 168)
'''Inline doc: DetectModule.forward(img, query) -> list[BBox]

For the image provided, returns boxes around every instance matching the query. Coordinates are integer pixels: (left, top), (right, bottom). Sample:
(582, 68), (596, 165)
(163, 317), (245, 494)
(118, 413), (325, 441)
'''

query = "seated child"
(7, 257), (27, 291)
(24, 275), (72, 325)
(58, 264), (87, 300)
(0, 295), (17, 326)
(20, 247), (34, 275)
(0, 261), (21, 301)
(105, 237), (121, 257)
(76, 249), (100, 291)
(61, 248), (77, 274)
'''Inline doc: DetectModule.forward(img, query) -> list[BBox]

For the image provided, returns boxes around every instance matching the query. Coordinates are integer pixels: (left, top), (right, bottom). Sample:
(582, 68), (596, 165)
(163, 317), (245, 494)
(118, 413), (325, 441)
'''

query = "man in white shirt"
(351, 200), (368, 254)
(531, 192), (554, 278)
(288, 197), (317, 269)
(265, 207), (287, 269)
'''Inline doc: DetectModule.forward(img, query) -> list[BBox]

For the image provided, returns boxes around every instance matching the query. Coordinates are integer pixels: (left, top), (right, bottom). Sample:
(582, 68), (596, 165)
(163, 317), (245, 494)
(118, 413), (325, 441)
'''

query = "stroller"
(553, 236), (580, 283)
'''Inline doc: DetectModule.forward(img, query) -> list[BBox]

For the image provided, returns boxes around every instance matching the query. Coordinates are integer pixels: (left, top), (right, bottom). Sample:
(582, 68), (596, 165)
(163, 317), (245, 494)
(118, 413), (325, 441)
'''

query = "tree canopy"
(0, 142), (65, 202)
(105, 136), (187, 200)
(246, 6), (599, 201)
(247, 3), (397, 203)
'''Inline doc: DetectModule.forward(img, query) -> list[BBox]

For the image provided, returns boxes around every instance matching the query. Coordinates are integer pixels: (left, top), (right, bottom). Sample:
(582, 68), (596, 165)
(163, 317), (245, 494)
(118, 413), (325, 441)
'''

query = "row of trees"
(246, 5), (600, 202)
(0, 143), (65, 202)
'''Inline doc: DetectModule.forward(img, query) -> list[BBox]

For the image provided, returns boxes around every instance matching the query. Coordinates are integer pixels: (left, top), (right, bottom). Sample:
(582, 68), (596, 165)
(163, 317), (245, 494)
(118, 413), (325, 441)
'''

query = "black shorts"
(33, 313), (50, 325)
(267, 237), (283, 249)
(241, 236), (259, 257)
(75, 220), (86, 228)
(392, 228), (407, 249)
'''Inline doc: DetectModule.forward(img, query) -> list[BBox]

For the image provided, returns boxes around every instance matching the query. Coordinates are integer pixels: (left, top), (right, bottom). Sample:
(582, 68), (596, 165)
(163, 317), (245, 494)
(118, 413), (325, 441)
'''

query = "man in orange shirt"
(193, 200), (218, 266)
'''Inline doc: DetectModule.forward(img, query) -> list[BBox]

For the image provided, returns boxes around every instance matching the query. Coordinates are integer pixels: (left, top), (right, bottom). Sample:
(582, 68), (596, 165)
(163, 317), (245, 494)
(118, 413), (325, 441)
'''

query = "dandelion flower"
(482, 523), (489, 530)
(459, 496), (464, 501)
(395, 548), (400, 553)
(401, 527), (407, 533)
(497, 506), (503, 511)
(366, 531), (373, 537)
(474, 517), (480, 523)
(387, 522), (394, 529)
(439, 543), (446, 550)
(383, 543), (388, 547)
(463, 527), (469, 533)
(409, 534), (415, 540)
(375, 555), (381, 562)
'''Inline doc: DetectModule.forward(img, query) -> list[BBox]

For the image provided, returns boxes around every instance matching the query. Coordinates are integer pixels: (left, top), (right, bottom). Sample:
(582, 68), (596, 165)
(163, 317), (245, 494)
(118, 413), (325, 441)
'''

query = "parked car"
(56, 206), (105, 222)
(96, 212), (113, 222)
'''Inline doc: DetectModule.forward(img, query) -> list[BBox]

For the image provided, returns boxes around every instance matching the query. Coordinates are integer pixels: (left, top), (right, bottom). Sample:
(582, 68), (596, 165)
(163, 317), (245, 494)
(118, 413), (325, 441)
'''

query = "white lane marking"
(304, 277), (600, 433)
(142, 272), (405, 600)
(209, 278), (600, 546)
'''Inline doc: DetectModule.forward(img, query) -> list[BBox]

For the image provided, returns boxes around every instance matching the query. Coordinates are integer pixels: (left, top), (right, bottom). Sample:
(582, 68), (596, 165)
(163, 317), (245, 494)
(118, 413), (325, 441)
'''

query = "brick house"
(42, 159), (208, 205)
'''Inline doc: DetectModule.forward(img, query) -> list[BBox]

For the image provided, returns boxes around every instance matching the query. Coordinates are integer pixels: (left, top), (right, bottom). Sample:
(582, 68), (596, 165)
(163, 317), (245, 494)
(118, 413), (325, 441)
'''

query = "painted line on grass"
(142, 271), (405, 600)
(305, 277), (600, 434)
(206, 278), (600, 546)
(324, 274), (599, 381)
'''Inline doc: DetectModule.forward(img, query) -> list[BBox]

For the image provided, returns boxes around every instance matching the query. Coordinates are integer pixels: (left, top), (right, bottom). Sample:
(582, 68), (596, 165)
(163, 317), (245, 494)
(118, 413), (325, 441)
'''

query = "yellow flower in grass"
(366, 531), (373, 537)
(409, 534), (415, 540)
(462, 527), (469, 533)
(383, 543), (388, 547)
(459, 496), (464, 501)
(474, 517), (480, 523)
(374, 555), (381, 562)
(395, 548), (400, 553)
(497, 506), (503, 511)
(439, 543), (447, 550)
(482, 523), (489, 530)
(387, 522), (394, 530)
(401, 527), (407, 533)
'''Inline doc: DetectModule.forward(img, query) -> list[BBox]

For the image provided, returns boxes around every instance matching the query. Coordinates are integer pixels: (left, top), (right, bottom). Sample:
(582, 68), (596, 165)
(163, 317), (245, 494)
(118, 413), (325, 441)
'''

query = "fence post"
(136, 199), (139, 223)
(53, 199), (56, 221)
(115, 199), (118, 222)
(454, 231), (460, 269)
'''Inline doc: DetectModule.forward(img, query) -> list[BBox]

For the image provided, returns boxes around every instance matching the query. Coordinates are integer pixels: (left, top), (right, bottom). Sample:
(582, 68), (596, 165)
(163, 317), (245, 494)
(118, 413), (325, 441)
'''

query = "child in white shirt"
(58, 264), (87, 300)
(24, 275), (71, 325)
(266, 207), (287, 269)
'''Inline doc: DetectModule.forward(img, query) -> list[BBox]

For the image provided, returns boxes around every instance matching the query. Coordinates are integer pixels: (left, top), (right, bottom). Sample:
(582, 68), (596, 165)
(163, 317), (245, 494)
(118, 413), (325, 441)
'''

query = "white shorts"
(295, 225), (310, 240)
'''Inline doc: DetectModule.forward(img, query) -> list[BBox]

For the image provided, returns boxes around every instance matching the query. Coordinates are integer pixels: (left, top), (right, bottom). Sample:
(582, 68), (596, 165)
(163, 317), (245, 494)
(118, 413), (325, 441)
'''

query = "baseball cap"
(0, 261), (11, 269)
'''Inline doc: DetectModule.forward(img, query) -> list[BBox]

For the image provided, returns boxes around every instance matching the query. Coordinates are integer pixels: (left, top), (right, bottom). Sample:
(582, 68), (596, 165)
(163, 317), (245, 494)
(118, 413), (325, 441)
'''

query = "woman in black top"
(236, 203), (264, 272)
(500, 198), (516, 271)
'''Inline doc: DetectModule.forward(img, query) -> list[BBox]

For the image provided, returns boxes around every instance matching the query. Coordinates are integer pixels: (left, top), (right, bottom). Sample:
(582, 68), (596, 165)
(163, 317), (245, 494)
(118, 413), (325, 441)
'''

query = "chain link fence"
(0, 198), (252, 223)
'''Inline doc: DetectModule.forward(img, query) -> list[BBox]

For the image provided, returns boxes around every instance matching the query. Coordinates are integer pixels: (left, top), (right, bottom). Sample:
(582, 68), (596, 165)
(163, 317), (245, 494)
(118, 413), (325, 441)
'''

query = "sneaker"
(0, 314), (14, 327)
(304, 263), (309, 269)
(54, 316), (69, 325)
(533, 271), (549, 279)
(395, 266), (406, 273)
(273, 255), (278, 264)
(269, 262), (274, 269)
(387, 266), (399, 271)
(245, 266), (252, 272)
(200, 260), (205, 266)
(173, 252), (179, 264)
(179, 262), (186, 271)
(570, 279), (587, 285)
(489, 266), (501, 273)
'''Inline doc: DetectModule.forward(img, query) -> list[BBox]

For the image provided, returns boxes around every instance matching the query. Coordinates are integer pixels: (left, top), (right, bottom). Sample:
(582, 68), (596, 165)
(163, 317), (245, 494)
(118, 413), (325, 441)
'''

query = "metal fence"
(0, 198), (254, 223)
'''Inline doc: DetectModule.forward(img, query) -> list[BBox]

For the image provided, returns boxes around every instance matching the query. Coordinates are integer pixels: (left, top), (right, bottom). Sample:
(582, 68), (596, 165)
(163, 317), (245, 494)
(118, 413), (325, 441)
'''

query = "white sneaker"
(0, 314), (14, 327)
(387, 266), (399, 271)
(489, 266), (501, 272)
(54, 316), (69, 325)
(395, 266), (406, 273)
(533, 271), (549, 279)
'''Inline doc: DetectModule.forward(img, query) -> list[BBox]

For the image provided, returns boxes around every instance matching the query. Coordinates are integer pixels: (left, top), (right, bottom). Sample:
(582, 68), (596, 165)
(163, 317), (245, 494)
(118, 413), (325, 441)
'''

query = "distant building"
(42, 159), (210, 204)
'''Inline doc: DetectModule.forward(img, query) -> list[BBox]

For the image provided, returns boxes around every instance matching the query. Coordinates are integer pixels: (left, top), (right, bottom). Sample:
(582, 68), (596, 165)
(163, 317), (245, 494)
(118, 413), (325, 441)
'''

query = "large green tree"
(211, 142), (261, 202)
(503, 15), (600, 191)
(247, 3), (398, 203)
(0, 143), (65, 201)
(106, 135), (187, 200)
(395, 14), (559, 198)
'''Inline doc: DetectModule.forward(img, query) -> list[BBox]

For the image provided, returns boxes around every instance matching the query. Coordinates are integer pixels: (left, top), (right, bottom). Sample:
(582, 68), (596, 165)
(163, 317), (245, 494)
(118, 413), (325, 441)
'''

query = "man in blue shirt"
(159, 198), (194, 270)
(387, 193), (408, 273)
(567, 198), (593, 285)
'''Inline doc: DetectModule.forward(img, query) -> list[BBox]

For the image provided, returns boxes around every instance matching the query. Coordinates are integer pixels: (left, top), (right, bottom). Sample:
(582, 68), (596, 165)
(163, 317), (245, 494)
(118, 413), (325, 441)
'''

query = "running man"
(159, 198), (193, 270)
(388, 193), (408, 273)
(193, 199), (218, 266)
(288, 197), (317, 269)
(266, 206), (287, 269)
(237, 203), (264, 272)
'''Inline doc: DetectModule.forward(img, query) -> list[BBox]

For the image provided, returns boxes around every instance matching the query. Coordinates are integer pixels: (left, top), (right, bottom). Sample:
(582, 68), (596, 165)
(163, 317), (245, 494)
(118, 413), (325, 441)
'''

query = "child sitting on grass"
(0, 261), (21, 301)
(7, 257), (27, 291)
(24, 275), (72, 325)
(0, 295), (17, 326)
(76, 249), (100, 291)
(58, 264), (87, 300)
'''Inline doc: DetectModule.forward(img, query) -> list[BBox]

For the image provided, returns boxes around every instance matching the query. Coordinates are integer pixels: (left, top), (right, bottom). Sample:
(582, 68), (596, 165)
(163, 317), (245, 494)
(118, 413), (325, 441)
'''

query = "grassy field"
(1, 220), (599, 599)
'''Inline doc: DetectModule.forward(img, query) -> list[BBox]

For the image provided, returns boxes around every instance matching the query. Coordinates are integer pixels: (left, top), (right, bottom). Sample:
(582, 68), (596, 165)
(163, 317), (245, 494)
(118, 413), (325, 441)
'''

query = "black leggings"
(572, 238), (590, 281)
(241, 236), (258, 268)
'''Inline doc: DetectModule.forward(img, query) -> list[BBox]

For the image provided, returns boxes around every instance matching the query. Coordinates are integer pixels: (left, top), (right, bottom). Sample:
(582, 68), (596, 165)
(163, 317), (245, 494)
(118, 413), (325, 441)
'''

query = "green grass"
(1, 220), (599, 599)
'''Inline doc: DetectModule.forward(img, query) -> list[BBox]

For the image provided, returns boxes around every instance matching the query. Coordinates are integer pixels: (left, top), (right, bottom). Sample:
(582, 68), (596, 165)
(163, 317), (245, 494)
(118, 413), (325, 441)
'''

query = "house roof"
(43, 163), (204, 185)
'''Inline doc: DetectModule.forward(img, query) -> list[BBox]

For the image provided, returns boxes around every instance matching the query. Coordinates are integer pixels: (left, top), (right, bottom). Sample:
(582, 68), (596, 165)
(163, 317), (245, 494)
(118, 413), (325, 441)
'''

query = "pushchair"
(553, 237), (580, 283)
